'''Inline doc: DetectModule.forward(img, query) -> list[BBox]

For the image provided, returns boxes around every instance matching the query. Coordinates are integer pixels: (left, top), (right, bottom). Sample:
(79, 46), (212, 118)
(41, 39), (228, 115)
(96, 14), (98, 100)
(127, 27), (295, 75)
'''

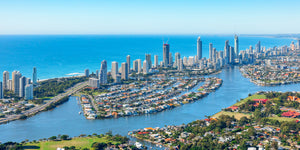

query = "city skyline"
(0, 0), (300, 34)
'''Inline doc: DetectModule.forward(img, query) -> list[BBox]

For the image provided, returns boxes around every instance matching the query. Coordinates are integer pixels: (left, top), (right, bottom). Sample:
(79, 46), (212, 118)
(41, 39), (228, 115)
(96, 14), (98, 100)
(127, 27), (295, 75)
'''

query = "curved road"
(0, 81), (88, 124)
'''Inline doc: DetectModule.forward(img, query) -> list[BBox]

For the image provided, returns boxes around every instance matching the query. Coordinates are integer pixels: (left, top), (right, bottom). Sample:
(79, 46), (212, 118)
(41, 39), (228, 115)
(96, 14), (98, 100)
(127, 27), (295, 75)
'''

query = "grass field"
(234, 94), (267, 106)
(268, 116), (298, 122)
(23, 137), (118, 150)
(213, 111), (252, 120)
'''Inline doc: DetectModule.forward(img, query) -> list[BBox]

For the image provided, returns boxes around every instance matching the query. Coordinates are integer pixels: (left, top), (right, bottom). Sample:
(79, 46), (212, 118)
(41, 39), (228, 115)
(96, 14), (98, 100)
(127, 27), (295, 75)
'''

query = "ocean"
(0, 35), (295, 80)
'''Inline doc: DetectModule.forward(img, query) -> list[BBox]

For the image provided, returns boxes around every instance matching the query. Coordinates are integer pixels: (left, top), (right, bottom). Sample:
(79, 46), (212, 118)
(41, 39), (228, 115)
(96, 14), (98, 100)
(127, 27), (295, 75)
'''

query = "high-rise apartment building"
(145, 54), (152, 69)
(33, 67), (37, 84)
(25, 84), (33, 100)
(3, 71), (9, 90)
(19, 76), (26, 97)
(111, 61), (118, 80)
(137, 59), (142, 74)
(133, 60), (138, 72)
(234, 35), (239, 59)
(169, 52), (173, 66)
(224, 40), (230, 64)
(256, 41), (261, 53)
(89, 78), (100, 88)
(84, 69), (89, 77)
(209, 43), (213, 62)
(143, 60), (148, 74)
(197, 36), (202, 60)
(121, 62), (128, 80)
(126, 55), (130, 74)
(154, 55), (158, 68)
(99, 60), (107, 84)
(175, 52), (181, 68)
(12, 71), (22, 95)
(163, 44), (170, 67)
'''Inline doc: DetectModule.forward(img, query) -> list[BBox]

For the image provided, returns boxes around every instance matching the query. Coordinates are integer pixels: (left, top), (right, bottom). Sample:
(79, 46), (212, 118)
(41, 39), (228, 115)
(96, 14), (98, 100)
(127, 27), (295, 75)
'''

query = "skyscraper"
(0, 82), (3, 99)
(133, 60), (138, 72)
(256, 41), (261, 53)
(137, 59), (142, 74)
(229, 46), (235, 64)
(3, 71), (9, 90)
(8, 80), (12, 91)
(121, 62), (128, 80)
(234, 35), (239, 59)
(19, 76), (26, 97)
(154, 55), (158, 68)
(188, 56), (194, 66)
(163, 44), (170, 67)
(25, 84), (33, 100)
(197, 36), (202, 60)
(169, 52), (173, 66)
(224, 40), (230, 64)
(126, 55), (130, 74)
(84, 69), (89, 77)
(178, 58), (183, 71)
(26, 78), (31, 85)
(297, 39), (300, 49)
(96, 70), (99, 79)
(209, 43), (213, 62)
(145, 54), (152, 69)
(143, 60), (148, 74)
(175, 52), (181, 68)
(111, 61), (118, 80)
(213, 48), (217, 63)
(33, 67), (37, 84)
(12, 71), (22, 95)
(99, 60), (107, 84)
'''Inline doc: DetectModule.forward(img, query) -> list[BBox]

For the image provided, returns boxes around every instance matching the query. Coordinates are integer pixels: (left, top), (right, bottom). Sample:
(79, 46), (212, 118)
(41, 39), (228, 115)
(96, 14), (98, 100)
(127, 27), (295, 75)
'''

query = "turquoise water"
(0, 35), (294, 80)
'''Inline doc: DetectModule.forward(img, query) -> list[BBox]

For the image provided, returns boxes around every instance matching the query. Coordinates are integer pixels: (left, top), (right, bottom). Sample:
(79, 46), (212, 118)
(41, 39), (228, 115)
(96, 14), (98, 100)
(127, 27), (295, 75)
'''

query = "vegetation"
(22, 133), (131, 150)
(213, 111), (252, 120)
(0, 142), (23, 150)
(44, 96), (69, 111)
(234, 93), (266, 106)
(34, 77), (87, 98)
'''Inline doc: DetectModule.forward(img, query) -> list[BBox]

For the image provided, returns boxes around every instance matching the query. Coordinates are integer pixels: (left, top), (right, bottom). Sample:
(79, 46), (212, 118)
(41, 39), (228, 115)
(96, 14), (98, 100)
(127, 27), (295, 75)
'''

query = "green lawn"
(268, 116), (298, 122)
(23, 137), (119, 150)
(213, 111), (252, 120)
(234, 94), (267, 106)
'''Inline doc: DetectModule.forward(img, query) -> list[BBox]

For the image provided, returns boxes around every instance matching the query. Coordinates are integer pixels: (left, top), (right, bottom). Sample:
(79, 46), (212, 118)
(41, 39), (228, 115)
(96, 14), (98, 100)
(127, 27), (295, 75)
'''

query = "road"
(88, 94), (99, 113)
(0, 81), (88, 124)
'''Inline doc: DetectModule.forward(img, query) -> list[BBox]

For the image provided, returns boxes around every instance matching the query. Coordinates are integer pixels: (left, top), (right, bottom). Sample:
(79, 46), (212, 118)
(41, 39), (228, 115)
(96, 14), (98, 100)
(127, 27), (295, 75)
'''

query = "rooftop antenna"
(166, 38), (169, 44)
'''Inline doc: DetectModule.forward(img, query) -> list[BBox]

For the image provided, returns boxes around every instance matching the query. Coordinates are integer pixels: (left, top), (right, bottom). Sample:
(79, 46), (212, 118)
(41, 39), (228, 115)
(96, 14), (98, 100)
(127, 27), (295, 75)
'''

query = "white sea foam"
(66, 72), (84, 76)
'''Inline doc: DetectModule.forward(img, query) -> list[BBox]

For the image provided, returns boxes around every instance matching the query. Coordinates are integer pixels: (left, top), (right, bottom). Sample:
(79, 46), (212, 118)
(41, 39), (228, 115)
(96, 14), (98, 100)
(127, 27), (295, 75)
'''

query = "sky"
(0, 0), (300, 35)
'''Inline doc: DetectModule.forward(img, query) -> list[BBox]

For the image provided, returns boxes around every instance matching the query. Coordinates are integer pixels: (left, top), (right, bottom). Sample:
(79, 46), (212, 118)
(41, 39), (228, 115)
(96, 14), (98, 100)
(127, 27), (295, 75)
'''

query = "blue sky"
(0, 0), (299, 34)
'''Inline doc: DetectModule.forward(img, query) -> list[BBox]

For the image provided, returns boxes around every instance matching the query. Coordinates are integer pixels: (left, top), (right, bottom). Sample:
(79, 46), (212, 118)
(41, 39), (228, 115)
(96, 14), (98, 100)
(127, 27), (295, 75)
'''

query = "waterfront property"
(129, 91), (300, 149)
(240, 54), (300, 86)
(79, 76), (222, 119)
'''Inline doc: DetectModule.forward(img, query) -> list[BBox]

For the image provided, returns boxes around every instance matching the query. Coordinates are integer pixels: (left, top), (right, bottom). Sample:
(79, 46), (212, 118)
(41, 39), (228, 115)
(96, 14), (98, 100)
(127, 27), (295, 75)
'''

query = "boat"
(79, 111), (82, 114)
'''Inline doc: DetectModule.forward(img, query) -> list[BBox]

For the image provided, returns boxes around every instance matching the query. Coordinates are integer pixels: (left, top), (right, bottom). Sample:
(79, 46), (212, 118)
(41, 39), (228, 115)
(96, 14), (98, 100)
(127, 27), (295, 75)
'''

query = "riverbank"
(129, 91), (300, 149)
(0, 133), (138, 150)
(0, 81), (88, 125)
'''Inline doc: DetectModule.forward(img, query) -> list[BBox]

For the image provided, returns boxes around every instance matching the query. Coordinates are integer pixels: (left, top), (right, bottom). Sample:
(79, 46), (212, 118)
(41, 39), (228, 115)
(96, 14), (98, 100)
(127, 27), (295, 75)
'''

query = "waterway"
(0, 67), (299, 148)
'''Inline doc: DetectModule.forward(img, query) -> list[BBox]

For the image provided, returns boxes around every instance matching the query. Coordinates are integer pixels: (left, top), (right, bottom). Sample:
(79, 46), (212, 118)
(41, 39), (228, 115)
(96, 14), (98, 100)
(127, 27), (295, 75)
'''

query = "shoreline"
(0, 81), (88, 125)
